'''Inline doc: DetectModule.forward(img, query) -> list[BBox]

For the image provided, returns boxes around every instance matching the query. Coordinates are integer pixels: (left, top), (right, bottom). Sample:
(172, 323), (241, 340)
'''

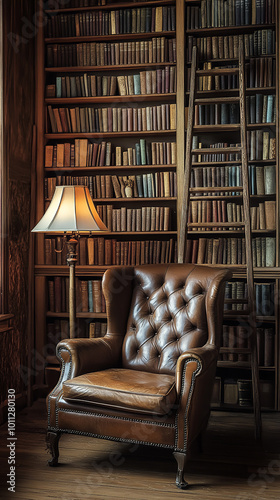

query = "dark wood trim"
(45, 31), (176, 44)
(45, 0), (176, 14)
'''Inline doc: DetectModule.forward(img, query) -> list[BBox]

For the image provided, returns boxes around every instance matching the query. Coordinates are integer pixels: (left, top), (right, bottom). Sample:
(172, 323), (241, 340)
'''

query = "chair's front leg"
(173, 451), (188, 489)
(47, 431), (61, 466)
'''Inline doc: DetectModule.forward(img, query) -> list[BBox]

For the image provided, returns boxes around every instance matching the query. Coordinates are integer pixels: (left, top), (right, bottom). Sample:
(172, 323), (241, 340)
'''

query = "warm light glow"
(32, 186), (108, 233)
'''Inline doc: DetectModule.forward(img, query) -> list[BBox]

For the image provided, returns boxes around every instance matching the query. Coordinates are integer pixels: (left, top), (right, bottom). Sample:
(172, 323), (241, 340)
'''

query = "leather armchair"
(47, 264), (231, 488)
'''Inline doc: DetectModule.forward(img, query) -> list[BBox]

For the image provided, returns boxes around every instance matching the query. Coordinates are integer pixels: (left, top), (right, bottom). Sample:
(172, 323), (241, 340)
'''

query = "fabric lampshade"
(32, 185), (108, 233)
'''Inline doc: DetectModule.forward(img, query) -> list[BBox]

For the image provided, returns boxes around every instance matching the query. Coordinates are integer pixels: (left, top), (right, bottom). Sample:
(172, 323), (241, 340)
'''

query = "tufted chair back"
(122, 264), (226, 375)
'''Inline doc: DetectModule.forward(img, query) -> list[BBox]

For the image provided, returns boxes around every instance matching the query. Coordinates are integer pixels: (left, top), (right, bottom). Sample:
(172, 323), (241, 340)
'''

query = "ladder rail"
(178, 45), (197, 263)
(238, 35), (262, 440)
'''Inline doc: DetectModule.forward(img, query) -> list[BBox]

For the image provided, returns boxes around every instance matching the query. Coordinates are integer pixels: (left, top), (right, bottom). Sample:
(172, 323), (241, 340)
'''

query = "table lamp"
(32, 185), (108, 338)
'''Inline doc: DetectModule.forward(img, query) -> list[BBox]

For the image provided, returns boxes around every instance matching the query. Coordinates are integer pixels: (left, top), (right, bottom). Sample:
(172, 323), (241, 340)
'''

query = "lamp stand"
(66, 236), (78, 339)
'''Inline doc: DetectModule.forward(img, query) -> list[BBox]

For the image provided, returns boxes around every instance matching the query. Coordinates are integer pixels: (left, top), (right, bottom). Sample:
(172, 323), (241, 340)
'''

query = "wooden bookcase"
(33, 0), (280, 411)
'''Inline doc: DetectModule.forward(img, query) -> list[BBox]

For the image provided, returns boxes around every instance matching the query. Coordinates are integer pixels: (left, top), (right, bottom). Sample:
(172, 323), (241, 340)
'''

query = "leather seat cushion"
(62, 368), (176, 416)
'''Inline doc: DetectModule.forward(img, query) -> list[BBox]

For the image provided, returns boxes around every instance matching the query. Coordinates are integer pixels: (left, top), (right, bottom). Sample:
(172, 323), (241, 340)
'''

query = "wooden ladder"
(178, 37), (262, 440)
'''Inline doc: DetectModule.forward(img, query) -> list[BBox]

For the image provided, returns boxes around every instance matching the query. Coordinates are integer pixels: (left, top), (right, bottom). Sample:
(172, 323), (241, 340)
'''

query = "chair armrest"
(175, 344), (218, 395)
(57, 336), (121, 379)
(174, 344), (219, 453)
(46, 336), (120, 429)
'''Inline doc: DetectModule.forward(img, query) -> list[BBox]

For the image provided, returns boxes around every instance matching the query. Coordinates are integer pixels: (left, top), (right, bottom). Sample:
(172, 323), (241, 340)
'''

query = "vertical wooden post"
(176, 0), (186, 261)
(178, 46), (197, 263)
(239, 36), (262, 439)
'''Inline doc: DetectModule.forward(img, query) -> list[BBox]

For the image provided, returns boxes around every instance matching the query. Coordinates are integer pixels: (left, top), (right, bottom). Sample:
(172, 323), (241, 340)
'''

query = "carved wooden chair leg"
(46, 431), (61, 466)
(173, 451), (188, 489)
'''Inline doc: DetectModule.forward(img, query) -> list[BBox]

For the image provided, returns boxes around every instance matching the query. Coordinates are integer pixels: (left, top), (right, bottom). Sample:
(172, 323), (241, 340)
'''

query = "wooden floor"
(0, 400), (279, 499)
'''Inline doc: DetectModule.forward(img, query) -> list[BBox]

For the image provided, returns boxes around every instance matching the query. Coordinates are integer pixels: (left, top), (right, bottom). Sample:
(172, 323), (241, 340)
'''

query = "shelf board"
(34, 265), (280, 279)
(44, 164), (176, 173)
(39, 230), (176, 236)
(187, 55), (276, 65)
(187, 87), (276, 97)
(45, 62), (176, 73)
(191, 160), (276, 166)
(217, 361), (275, 370)
(45, 130), (176, 139)
(0, 326), (13, 334)
(45, 93), (176, 105)
(45, 196), (177, 203)
(187, 229), (275, 235)
(46, 312), (107, 319)
(189, 194), (275, 201)
(186, 23), (275, 36)
(45, 0), (176, 14)
(192, 123), (275, 133)
(46, 31), (175, 44)
(0, 314), (14, 322)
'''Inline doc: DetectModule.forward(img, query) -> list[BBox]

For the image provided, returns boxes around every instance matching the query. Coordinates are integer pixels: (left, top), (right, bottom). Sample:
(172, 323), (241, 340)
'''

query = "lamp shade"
(32, 185), (108, 233)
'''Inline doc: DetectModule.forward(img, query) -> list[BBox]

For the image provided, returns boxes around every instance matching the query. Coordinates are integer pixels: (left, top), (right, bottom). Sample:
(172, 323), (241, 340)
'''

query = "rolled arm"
(175, 344), (219, 395)
(57, 335), (122, 379)
(175, 344), (219, 452)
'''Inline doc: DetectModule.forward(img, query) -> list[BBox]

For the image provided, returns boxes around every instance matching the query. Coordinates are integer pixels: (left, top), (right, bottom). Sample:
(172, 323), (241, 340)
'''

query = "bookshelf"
(33, 0), (279, 411)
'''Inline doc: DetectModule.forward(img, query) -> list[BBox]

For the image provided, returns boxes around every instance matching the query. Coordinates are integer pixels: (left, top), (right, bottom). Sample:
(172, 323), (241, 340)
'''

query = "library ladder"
(178, 38), (262, 440)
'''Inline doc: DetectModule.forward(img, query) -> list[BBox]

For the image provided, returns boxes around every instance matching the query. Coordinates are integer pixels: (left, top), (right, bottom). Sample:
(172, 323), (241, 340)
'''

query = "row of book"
(250, 202), (275, 230)
(212, 378), (274, 408)
(45, 237), (176, 266)
(47, 103), (177, 133)
(117, 68), (176, 96)
(190, 165), (276, 196)
(194, 94), (275, 125)
(47, 1), (109, 8)
(187, 30), (275, 62)
(224, 281), (247, 311)
(192, 135), (276, 162)
(45, 140), (176, 168)
(224, 281), (275, 316)
(184, 237), (276, 267)
(48, 277), (106, 313)
(247, 94), (275, 123)
(88, 321), (107, 338)
(256, 282), (275, 316)
(49, 67), (177, 98)
(188, 200), (275, 231)
(46, 6), (176, 38)
(97, 205), (171, 232)
(46, 37), (177, 67)
(45, 171), (177, 200)
(247, 131), (276, 160)
(187, 0), (275, 29)
(197, 58), (275, 91)
(221, 324), (274, 366)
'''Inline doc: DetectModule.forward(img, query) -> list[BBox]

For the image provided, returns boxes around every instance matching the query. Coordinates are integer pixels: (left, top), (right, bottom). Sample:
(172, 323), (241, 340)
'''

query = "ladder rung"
(197, 68), (239, 76)
(225, 299), (248, 304)
(195, 96), (240, 104)
(192, 147), (241, 154)
(190, 187), (243, 193)
(224, 311), (250, 317)
(188, 222), (245, 228)
(220, 348), (251, 354)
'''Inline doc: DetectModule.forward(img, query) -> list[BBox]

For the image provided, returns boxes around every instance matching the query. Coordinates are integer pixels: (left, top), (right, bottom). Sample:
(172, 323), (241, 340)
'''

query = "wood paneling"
(0, 0), (35, 407)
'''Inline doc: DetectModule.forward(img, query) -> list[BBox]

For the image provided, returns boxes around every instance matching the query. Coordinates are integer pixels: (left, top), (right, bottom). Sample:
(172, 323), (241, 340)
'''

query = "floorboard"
(0, 400), (279, 499)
